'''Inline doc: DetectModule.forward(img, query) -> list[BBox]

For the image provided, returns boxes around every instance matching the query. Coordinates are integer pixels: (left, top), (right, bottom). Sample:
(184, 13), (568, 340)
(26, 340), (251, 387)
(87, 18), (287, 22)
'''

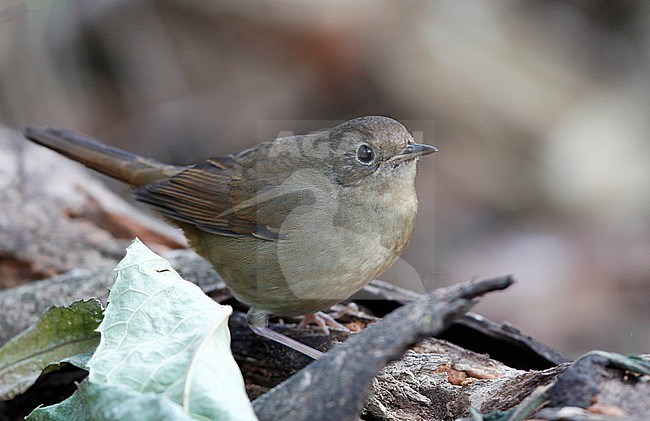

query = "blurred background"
(1, 0), (648, 357)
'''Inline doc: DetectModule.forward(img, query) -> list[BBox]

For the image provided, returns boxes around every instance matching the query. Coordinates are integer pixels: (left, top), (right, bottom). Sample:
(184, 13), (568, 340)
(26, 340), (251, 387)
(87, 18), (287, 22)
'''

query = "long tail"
(24, 127), (183, 187)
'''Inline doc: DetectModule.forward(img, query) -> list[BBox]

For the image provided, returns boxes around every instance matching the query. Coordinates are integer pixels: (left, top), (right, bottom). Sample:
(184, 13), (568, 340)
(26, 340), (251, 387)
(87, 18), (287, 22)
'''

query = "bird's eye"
(356, 144), (375, 164)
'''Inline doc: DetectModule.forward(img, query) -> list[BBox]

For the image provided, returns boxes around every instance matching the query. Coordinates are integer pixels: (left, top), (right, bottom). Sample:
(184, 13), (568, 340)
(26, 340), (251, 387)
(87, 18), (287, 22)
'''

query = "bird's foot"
(330, 302), (360, 319)
(297, 311), (350, 334)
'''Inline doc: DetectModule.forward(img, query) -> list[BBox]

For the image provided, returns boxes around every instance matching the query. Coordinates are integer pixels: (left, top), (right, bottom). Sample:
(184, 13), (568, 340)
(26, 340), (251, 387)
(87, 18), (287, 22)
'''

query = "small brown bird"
(25, 116), (436, 359)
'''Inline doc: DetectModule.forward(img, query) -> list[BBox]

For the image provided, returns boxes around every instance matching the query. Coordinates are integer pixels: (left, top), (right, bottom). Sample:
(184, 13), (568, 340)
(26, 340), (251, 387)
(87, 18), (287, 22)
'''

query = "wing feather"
(134, 151), (316, 240)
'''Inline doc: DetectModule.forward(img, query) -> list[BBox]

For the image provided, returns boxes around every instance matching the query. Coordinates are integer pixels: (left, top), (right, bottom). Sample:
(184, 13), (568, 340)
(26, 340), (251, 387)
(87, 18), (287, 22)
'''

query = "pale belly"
(183, 178), (418, 316)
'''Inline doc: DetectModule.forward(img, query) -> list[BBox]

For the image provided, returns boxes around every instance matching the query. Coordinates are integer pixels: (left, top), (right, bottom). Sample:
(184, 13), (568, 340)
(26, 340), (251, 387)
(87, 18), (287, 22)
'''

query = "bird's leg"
(329, 302), (360, 319)
(247, 308), (324, 360)
(297, 311), (350, 334)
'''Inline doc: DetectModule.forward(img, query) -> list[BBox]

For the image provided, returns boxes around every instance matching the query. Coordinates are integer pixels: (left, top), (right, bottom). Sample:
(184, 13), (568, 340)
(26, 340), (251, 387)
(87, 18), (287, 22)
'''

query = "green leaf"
(27, 380), (195, 421)
(87, 238), (257, 420)
(0, 299), (102, 400)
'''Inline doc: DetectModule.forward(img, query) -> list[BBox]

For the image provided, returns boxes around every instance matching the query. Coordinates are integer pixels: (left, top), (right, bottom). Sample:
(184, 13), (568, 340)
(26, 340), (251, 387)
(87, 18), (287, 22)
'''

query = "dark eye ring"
(356, 144), (375, 164)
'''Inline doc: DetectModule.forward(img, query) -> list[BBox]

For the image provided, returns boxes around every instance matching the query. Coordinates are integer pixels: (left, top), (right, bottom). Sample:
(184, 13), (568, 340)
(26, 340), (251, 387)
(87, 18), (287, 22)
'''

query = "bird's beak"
(389, 143), (438, 164)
